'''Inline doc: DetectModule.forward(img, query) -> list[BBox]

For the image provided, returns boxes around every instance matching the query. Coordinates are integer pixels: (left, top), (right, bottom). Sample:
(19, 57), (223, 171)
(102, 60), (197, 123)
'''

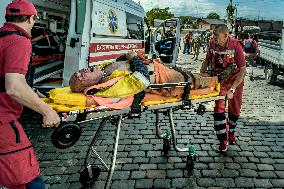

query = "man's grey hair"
(214, 24), (229, 34)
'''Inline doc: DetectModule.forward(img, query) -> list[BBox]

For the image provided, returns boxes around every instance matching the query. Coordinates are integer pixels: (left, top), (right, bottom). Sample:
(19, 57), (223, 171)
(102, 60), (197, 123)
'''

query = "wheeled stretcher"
(45, 81), (224, 189)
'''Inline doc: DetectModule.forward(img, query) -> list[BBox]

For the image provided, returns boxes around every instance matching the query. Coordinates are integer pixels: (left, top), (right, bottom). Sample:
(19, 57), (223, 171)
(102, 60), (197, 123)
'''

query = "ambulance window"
(76, 0), (87, 33)
(126, 13), (144, 40)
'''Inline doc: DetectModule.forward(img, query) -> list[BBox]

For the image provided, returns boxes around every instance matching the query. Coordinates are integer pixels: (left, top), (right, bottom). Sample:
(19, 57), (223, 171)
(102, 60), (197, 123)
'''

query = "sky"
(133, 0), (284, 20)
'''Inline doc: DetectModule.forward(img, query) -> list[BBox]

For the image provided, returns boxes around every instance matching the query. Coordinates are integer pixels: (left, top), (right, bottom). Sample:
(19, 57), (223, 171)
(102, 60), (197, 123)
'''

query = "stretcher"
(45, 81), (225, 189)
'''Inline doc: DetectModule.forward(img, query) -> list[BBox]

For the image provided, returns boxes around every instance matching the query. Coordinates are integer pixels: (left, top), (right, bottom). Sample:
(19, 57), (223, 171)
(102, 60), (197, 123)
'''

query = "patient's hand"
(126, 50), (137, 60)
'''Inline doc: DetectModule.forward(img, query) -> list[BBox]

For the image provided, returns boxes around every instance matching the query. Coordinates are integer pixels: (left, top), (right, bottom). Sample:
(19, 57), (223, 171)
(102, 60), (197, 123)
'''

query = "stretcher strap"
(172, 67), (192, 106)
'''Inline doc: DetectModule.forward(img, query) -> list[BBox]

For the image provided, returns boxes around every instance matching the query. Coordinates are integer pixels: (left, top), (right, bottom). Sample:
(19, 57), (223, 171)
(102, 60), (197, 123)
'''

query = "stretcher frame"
(50, 82), (225, 189)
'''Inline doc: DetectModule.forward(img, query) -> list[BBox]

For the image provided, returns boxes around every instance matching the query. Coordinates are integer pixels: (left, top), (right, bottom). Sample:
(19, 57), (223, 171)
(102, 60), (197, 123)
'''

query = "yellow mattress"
(42, 83), (220, 113)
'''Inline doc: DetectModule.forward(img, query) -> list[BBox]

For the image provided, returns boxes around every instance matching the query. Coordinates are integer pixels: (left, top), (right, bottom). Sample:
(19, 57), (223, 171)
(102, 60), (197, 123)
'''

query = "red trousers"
(0, 120), (40, 188)
(214, 81), (244, 116)
(214, 81), (244, 141)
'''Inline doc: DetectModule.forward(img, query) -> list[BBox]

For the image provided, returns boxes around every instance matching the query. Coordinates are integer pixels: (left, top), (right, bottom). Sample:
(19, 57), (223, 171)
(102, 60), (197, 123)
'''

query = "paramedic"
(0, 0), (60, 188)
(200, 24), (246, 152)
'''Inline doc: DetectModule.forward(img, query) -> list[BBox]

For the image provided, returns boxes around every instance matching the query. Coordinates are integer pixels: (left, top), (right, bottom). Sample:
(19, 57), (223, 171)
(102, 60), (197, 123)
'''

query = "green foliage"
(207, 12), (220, 19)
(146, 7), (174, 26)
(179, 16), (194, 28)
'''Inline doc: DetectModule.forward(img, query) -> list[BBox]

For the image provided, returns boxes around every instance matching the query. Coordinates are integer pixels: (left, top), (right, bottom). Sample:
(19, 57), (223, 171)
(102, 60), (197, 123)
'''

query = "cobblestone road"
(21, 49), (284, 189)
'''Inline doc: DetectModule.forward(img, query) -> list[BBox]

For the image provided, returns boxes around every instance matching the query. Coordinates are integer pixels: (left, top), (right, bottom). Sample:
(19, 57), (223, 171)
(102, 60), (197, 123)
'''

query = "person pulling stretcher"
(200, 24), (246, 153)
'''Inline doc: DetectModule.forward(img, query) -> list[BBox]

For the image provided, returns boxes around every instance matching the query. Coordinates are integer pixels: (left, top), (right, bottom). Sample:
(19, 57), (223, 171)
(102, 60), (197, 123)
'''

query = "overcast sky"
(133, 0), (284, 20)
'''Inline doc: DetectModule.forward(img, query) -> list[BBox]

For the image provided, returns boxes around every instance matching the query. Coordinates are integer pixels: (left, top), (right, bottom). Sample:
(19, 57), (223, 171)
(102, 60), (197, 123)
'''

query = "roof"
(201, 19), (226, 25)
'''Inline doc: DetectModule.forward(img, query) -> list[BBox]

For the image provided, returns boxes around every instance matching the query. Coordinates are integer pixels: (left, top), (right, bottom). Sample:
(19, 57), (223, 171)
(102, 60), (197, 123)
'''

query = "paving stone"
(209, 163), (225, 170)
(201, 170), (221, 178)
(167, 169), (184, 178)
(275, 171), (284, 178)
(248, 157), (260, 163)
(45, 175), (69, 184)
(198, 157), (214, 163)
(112, 171), (130, 180)
(197, 178), (216, 187)
(140, 164), (157, 170)
(135, 179), (153, 189)
(215, 178), (235, 188)
(146, 170), (166, 179)
(225, 163), (241, 169)
(153, 179), (171, 188)
(131, 171), (146, 179)
(157, 163), (174, 170)
(235, 177), (254, 188)
(254, 151), (269, 158)
(271, 179), (284, 188)
(128, 151), (145, 157)
(111, 180), (135, 189)
(260, 158), (276, 164)
(48, 183), (71, 189)
(269, 152), (284, 158)
(172, 178), (197, 188)
(257, 164), (274, 171)
(221, 170), (239, 178)
(258, 171), (277, 179)
(233, 157), (248, 163)
(68, 182), (83, 189)
(274, 164), (284, 171)
(122, 164), (139, 171)
(239, 169), (258, 177)
(253, 179), (273, 188)
(133, 157), (149, 164)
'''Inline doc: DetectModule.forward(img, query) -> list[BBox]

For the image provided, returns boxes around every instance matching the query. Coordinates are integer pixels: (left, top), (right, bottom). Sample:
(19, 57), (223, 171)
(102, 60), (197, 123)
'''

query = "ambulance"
(0, 0), (180, 89)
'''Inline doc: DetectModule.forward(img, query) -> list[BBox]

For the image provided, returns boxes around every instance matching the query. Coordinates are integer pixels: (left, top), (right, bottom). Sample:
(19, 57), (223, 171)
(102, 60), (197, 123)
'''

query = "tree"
(207, 12), (220, 19)
(179, 16), (194, 28)
(146, 7), (174, 26)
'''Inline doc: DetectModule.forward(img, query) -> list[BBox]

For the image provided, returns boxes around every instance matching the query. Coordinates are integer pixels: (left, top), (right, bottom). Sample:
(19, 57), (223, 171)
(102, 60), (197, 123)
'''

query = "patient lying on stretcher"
(48, 50), (219, 110)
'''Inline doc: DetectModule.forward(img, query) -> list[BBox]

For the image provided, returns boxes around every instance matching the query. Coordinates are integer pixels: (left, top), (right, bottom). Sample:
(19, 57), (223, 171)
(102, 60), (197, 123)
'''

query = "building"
(197, 19), (226, 30)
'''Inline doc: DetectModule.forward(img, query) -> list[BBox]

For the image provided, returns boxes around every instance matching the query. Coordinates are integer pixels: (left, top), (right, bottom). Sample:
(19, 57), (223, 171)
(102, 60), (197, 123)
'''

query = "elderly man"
(200, 24), (246, 152)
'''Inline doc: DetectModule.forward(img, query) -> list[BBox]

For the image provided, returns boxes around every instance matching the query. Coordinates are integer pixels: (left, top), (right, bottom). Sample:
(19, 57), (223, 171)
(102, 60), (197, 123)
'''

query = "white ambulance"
(0, 0), (180, 89)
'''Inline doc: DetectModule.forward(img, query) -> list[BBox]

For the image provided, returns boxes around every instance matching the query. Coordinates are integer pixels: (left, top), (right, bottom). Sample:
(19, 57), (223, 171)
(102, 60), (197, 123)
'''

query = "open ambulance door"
(151, 18), (181, 67)
(63, 0), (92, 86)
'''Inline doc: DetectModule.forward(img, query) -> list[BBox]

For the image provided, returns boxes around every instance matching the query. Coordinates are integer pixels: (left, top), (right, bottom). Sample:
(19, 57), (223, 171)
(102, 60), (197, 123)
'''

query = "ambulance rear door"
(88, 0), (145, 66)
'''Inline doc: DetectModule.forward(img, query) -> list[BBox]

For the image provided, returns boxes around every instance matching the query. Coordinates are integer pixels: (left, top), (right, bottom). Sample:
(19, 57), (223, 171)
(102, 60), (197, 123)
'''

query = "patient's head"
(69, 66), (103, 93)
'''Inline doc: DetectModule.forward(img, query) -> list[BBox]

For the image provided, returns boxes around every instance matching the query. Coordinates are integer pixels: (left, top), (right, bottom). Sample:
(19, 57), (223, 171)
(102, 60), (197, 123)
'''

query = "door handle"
(70, 38), (79, 48)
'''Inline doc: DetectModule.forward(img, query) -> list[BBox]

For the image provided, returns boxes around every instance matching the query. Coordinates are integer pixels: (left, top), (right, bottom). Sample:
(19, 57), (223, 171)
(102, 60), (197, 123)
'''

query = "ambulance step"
(33, 60), (64, 84)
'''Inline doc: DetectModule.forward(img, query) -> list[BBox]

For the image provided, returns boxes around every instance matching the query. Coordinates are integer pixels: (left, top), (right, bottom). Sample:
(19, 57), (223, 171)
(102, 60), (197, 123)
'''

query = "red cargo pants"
(213, 81), (244, 141)
(0, 120), (40, 189)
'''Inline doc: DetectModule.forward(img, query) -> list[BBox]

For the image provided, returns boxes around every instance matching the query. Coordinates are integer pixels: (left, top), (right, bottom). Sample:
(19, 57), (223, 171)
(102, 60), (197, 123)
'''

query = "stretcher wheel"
(186, 155), (194, 174)
(51, 123), (81, 149)
(79, 165), (101, 186)
(196, 104), (206, 115)
(162, 138), (171, 155)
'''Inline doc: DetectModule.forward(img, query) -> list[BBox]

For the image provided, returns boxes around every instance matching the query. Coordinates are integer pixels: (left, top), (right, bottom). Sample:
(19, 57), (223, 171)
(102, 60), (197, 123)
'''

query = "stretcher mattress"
(42, 83), (220, 113)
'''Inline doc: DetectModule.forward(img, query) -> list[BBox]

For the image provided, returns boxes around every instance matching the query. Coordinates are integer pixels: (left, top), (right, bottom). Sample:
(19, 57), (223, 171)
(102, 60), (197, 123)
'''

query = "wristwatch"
(229, 88), (235, 93)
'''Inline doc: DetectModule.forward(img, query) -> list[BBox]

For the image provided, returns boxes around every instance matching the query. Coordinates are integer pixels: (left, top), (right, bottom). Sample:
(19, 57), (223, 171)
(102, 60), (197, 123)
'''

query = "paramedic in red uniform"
(0, 0), (60, 188)
(200, 24), (246, 152)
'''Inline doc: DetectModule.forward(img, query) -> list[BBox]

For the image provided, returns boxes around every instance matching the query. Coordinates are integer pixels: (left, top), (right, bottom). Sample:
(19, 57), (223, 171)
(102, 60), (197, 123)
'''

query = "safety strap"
(172, 67), (192, 106)
(0, 31), (33, 92)
(0, 77), (5, 92)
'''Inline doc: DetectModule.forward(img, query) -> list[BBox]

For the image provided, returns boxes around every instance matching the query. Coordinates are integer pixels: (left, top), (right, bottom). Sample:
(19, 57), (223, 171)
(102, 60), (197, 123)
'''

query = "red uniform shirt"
(205, 37), (246, 84)
(0, 23), (32, 124)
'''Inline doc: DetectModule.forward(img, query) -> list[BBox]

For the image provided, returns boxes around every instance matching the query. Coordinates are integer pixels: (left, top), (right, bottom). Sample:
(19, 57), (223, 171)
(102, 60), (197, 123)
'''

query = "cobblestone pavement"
(21, 48), (284, 189)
